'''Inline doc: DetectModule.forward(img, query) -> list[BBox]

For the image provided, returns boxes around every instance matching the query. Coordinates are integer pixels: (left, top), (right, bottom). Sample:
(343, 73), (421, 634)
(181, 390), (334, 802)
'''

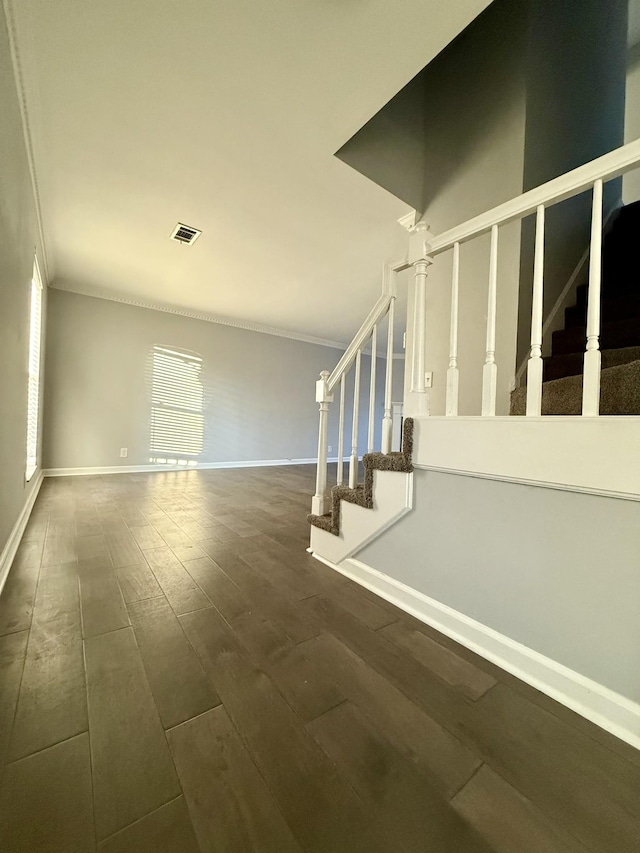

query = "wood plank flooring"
(0, 463), (638, 851)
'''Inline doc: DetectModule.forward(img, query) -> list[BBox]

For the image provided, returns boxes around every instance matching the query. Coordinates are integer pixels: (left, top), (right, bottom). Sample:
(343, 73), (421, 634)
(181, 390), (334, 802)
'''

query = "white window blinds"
(150, 346), (204, 460)
(25, 260), (43, 482)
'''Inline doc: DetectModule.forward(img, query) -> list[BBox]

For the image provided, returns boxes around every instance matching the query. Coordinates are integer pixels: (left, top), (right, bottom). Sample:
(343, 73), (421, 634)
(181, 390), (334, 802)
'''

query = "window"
(149, 346), (204, 463)
(25, 258), (43, 481)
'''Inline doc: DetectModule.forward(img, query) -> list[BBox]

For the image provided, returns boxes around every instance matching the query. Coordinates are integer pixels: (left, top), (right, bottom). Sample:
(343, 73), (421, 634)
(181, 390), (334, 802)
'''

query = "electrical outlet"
(425, 371), (433, 388)
(120, 448), (128, 458)
(328, 445), (333, 452)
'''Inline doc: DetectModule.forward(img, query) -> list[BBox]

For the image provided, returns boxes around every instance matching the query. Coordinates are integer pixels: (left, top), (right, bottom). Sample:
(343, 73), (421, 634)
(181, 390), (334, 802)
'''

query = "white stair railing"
(311, 261), (407, 516)
(526, 204), (546, 415)
(583, 178), (604, 416)
(481, 224), (499, 417)
(382, 296), (395, 449)
(349, 348), (362, 488)
(367, 324), (377, 453)
(336, 375), (346, 487)
(445, 242), (460, 417)
(405, 136), (640, 421)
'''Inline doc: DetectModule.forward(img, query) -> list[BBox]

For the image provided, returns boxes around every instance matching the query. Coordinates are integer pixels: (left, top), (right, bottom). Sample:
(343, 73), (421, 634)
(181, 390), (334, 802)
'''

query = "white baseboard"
(0, 470), (44, 596)
(42, 456), (350, 477)
(311, 552), (640, 751)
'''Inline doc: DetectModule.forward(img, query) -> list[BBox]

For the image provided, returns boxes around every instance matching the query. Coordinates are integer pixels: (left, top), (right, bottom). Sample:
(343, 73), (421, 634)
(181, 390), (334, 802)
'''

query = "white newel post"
(407, 221), (434, 417)
(582, 179), (603, 416)
(312, 370), (333, 516)
(381, 297), (395, 453)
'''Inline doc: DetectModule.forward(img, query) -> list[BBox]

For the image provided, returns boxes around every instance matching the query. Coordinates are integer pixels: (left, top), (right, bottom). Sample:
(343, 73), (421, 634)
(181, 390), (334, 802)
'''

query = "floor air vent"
(170, 223), (202, 245)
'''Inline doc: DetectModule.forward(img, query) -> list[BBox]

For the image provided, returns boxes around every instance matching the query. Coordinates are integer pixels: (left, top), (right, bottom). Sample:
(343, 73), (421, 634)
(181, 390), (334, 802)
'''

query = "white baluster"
(408, 222), (433, 416)
(349, 349), (362, 488)
(526, 205), (546, 416)
(481, 225), (499, 416)
(311, 370), (333, 515)
(381, 298), (395, 453)
(582, 179), (603, 416)
(336, 375), (345, 486)
(367, 325), (377, 453)
(446, 242), (460, 416)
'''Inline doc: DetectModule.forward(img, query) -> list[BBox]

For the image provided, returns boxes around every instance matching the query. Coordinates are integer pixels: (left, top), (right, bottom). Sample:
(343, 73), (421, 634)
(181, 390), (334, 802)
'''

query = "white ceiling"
(12, 0), (491, 344)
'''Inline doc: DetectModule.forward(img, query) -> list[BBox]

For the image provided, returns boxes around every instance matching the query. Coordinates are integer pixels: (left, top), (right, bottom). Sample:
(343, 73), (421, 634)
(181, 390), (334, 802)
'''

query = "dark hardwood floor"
(0, 464), (638, 851)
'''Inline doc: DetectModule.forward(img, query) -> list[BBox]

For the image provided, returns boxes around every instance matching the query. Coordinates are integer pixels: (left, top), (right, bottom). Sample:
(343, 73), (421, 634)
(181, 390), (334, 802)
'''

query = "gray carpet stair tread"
(552, 316), (640, 356)
(308, 419), (414, 537)
(544, 345), (640, 381)
(510, 358), (640, 416)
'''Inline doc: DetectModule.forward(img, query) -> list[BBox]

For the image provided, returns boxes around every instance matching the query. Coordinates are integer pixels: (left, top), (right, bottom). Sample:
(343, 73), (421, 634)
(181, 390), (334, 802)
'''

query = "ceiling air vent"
(170, 223), (202, 245)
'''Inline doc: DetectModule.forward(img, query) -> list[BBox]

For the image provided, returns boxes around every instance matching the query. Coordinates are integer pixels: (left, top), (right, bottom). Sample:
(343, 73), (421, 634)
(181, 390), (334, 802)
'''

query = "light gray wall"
(44, 289), (404, 470)
(359, 470), (640, 703)
(0, 3), (47, 557)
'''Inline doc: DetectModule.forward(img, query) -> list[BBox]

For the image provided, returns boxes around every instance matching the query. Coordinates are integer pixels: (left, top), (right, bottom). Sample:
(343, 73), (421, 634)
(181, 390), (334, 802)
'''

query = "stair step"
(510, 359), (640, 416)
(308, 419), (414, 537)
(544, 345), (640, 381)
(551, 317), (640, 357)
(564, 292), (640, 329)
(574, 282), (640, 312)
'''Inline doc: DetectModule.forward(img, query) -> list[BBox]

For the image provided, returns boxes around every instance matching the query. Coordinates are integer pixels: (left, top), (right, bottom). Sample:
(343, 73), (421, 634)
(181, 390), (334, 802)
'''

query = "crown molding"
(3, 0), (51, 283)
(397, 209), (418, 232)
(50, 280), (356, 351)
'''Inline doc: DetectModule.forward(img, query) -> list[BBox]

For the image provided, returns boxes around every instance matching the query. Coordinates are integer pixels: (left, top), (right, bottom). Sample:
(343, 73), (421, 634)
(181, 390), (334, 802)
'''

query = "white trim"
(413, 416), (640, 502)
(50, 282), (349, 351)
(414, 464), (640, 503)
(311, 553), (640, 751)
(52, 282), (408, 359)
(3, 0), (50, 283)
(397, 210), (418, 231)
(42, 456), (351, 478)
(0, 470), (44, 596)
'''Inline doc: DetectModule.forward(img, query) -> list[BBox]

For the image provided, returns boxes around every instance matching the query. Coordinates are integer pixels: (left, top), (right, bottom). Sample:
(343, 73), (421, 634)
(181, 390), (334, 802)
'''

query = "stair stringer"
(309, 468), (413, 564)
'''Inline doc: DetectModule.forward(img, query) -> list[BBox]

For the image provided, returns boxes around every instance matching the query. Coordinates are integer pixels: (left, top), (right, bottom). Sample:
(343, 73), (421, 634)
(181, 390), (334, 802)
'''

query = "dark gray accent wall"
(517, 0), (629, 367)
(336, 0), (528, 219)
(0, 3), (46, 557)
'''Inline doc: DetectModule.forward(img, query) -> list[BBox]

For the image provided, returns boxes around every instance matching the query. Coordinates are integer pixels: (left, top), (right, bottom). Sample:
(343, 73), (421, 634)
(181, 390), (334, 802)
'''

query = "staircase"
(308, 417), (414, 536)
(511, 201), (640, 415)
(310, 140), (640, 566)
